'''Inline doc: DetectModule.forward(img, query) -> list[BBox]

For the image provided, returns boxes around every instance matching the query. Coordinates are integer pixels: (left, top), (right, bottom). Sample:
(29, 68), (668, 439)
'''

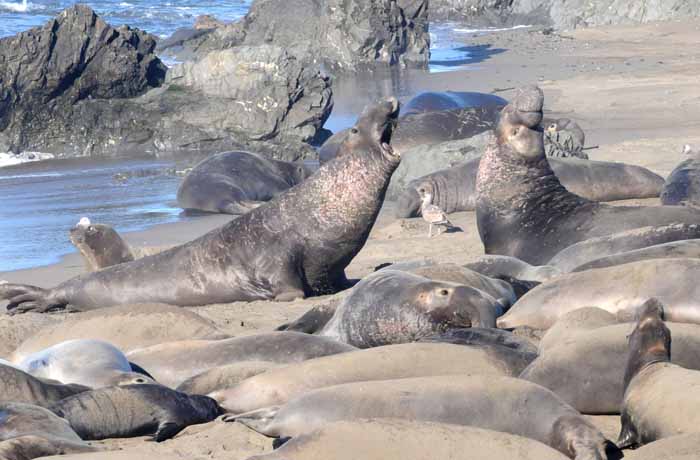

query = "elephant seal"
(11, 303), (226, 363)
(465, 255), (561, 283)
(247, 419), (570, 460)
(548, 224), (700, 272)
(318, 270), (504, 347)
(618, 301), (700, 448)
(126, 332), (356, 388)
(396, 156), (664, 218)
(572, 239), (700, 272)
(229, 375), (618, 460)
(544, 118), (587, 159)
(212, 342), (529, 414)
(618, 433), (700, 460)
(176, 361), (281, 396)
(420, 327), (539, 356)
(475, 85), (700, 265)
(402, 91), (507, 116)
(0, 363), (88, 408)
(0, 402), (97, 459)
(521, 303), (700, 414)
(498, 259), (700, 329)
(537, 307), (618, 353)
(18, 339), (154, 388)
(176, 151), (313, 215)
(660, 145), (700, 206)
(1, 98), (400, 312)
(50, 384), (222, 441)
(69, 218), (135, 271)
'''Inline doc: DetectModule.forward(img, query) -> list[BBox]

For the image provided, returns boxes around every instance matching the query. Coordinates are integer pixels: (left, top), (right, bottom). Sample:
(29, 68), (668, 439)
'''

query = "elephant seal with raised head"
(69, 218), (134, 271)
(475, 85), (700, 265)
(176, 151), (313, 215)
(1, 98), (400, 312)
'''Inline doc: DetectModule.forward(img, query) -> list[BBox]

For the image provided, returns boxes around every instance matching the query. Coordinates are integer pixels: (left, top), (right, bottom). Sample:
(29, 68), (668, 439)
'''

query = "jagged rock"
(194, 14), (226, 30)
(0, 7), (332, 162)
(159, 0), (430, 71)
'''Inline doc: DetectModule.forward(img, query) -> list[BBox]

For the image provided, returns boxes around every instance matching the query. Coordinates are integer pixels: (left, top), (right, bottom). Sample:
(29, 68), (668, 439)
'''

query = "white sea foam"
(454, 24), (532, 34)
(0, 0), (31, 13)
(119, 2), (134, 7)
(0, 151), (55, 169)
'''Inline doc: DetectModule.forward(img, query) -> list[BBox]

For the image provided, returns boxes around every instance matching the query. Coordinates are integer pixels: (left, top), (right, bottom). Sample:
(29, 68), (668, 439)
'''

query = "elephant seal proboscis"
(0, 402), (97, 459)
(50, 384), (222, 441)
(497, 259), (700, 329)
(11, 303), (227, 363)
(246, 419), (570, 460)
(0, 363), (88, 408)
(212, 342), (530, 414)
(521, 302), (700, 414)
(618, 300), (700, 448)
(176, 151), (313, 215)
(69, 218), (135, 272)
(660, 145), (700, 206)
(475, 85), (700, 265)
(126, 332), (356, 388)
(317, 270), (506, 347)
(228, 375), (619, 460)
(572, 239), (700, 272)
(18, 339), (154, 388)
(1, 98), (400, 312)
(395, 156), (664, 218)
(549, 223), (700, 272)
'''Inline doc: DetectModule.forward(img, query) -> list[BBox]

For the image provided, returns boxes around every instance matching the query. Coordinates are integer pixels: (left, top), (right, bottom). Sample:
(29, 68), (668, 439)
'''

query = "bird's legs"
(428, 223), (433, 238)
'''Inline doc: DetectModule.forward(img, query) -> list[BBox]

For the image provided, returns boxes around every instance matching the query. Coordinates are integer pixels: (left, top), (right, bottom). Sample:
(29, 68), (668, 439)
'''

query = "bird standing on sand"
(419, 189), (452, 237)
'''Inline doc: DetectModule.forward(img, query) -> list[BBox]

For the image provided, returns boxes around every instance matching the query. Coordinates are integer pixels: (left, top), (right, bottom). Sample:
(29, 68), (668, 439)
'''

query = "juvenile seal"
(548, 223), (700, 272)
(660, 145), (700, 206)
(213, 342), (529, 414)
(19, 339), (154, 388)
(0, 363), (88, 408)
(247, 420), (570, 460)
(0, 98), (400, 312)
(618, 301), (700, 448)
(176, 151), (313, 215)
(396, 156), (664, 218)
(126, 331), (356, 388)
(475, 85), (700, 265)
(69, 218), (134, 271)
(0, 402), (97, 459)
(230, 375), (619, 460)
(50, 384), (222, 441)
(544, 118), (587, 159)
(572, 239), (700, 272)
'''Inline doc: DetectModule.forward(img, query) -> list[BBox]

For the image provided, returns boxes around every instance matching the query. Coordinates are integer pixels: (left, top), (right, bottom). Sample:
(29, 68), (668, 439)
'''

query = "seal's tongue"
(511, 85), (544, 128)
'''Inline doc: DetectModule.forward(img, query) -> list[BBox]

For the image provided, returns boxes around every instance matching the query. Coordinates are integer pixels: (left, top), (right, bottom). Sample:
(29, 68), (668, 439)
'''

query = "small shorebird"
(419, 189), (452, 237)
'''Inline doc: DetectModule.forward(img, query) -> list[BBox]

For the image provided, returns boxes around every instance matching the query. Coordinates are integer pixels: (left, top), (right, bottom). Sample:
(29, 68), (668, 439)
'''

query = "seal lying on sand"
(402, 91), (507, 116)
(126, 332), (356, 388)
(19, 339), (153, 388)
(544, 118), (587, 159)
(0, 98), (400, 312)
(395, 156), (663, 218)
(176, 151), (313, 215)
(660, 145), (700, 206)
(465, 255), (561, 283)
(229, 375), (619, 460)
(176, 361), (281, 396)
(0, 364), (88, 408)
(572, 239), (700, 272)
(497, 259), (700, 329)
(475, 85), (700, 265)
(213, 342), (531, 414)
(247, 420), (570, 460)
(618, 301), (700, 448)
(70, 218), (134, 271)
(0, 402), (97, 459)
(317, 270), (505, 347)
(50, 384), (222, 441)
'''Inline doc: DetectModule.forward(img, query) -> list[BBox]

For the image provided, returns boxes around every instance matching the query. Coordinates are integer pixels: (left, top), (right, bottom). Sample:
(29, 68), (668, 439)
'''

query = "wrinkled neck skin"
(550, 415), (614, 460)
(622, 340), (671, 391)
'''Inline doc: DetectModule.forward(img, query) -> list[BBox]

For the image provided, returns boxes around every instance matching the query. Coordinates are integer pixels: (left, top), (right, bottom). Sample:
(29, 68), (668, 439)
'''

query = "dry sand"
(1, 18), (700, 459)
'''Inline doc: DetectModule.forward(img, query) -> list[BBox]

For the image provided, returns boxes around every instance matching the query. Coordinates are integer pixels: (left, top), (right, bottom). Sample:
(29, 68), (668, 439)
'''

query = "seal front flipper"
(1, 283), (64, 314)
(616, 412), (640, 449)
(153, 421), (184, 442)
(222, 406), (280, 436)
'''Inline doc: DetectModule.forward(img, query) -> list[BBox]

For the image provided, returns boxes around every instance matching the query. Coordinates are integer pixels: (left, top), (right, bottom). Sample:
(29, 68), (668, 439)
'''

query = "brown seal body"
(69, 220), (134, 271)
(1, 98), (400, 312)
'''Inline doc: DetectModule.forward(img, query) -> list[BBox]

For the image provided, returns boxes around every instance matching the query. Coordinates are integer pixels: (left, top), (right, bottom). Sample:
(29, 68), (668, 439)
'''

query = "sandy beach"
(2, 16), (700, 458)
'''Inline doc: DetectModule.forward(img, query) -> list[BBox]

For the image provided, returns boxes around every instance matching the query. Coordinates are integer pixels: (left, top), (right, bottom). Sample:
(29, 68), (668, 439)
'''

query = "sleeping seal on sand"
(69, 218), (134, 271)
(660, 144), (700, 206)
(475, 85), (700, 265)
(1, 98), (400, 312)
(176, 151), (313, 215)
(0, 363), (88, 408)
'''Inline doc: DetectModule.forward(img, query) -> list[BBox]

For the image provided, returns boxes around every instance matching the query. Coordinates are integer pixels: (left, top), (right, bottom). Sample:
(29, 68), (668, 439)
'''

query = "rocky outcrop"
(0, 6), (332, 162)
(159, 0), (430, 71)
(431, 0), (700, 29)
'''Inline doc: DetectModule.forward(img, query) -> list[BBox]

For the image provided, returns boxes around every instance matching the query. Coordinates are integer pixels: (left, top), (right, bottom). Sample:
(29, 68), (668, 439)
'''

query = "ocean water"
(0, 1), (525, 271)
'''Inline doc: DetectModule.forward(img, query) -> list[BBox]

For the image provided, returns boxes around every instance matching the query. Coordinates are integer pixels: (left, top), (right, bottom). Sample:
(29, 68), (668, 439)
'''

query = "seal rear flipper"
(153, 421), (185, 442)
(0, 283), (64, 314)
(222, 406), (280, 436)
(616, 411), (640, 450)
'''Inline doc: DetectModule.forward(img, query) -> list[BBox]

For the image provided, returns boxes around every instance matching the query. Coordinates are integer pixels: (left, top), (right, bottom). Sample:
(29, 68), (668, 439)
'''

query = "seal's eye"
(439, 289), (449, 296)
(511, 128), (519, 136)
(549, 124), (556, 130)
(134, 378), (146, 384)
(87, 226), (96, 234)
(350, 127), (359, 135)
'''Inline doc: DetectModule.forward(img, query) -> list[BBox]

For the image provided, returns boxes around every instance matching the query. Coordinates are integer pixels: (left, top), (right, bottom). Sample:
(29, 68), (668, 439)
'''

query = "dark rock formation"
(158, 0), (430, 71)
(0, 6), (332, 162)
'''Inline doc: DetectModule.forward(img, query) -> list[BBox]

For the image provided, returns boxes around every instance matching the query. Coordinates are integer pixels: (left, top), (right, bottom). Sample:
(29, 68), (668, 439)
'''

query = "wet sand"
(1, 17), (700, 459)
